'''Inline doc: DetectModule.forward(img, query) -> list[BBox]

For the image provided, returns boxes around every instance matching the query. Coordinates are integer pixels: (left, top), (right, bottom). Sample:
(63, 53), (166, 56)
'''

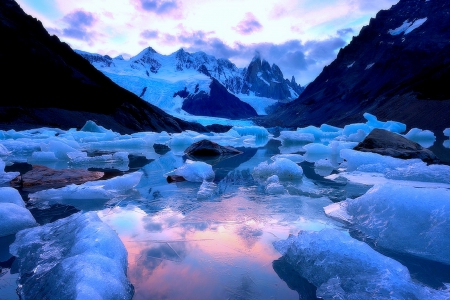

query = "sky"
(16, 0), (398, 85)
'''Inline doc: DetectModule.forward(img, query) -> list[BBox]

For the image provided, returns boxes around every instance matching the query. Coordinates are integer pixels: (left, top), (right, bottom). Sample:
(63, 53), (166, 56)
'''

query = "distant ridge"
(260, 0), (450, 132)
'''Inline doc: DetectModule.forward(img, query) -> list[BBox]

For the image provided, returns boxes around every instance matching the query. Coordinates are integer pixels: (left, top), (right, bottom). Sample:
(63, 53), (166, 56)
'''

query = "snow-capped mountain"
(75, 47), (303, 119)
(261, 0), (450, 132)
(0, 0), (205, 134)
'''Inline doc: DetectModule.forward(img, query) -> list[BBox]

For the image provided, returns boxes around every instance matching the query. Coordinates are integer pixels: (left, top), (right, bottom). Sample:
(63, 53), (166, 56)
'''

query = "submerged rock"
(11, 165), (104, 192)
(184, 139), (242, 158)
(353, 128), (440, 164)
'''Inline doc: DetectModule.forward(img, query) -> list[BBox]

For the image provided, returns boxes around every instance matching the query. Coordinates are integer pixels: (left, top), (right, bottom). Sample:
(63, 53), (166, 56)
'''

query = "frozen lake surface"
(1, 114), (450, 299)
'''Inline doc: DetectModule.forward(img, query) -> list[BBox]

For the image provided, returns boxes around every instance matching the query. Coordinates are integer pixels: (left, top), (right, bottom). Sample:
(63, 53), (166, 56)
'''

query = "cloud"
(233, 13), (263, 35)
(134, 0), (179, 15)
(63, 10), (96, 27)
(141, 30), (159, 39)
(337, 28), (354, 36)
(184, 36), (346, 84)
(60, 10), (97, 42)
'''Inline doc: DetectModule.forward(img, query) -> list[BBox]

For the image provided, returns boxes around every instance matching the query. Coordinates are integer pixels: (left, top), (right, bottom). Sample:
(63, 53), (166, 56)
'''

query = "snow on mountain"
(75, 47), (303, 120)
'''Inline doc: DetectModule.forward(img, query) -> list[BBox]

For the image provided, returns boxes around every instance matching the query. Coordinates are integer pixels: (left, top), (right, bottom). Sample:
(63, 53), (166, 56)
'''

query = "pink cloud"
(141, 30), (159, 39)
(233, 13), (262, 35)
(133, 0), (179, 15)
(60, 10), (97, 43)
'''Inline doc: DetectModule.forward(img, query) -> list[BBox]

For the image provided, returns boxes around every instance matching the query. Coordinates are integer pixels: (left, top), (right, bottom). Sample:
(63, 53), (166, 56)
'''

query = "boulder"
(11, 165), (104, 192)
(166, 175), (186, 183)
(353, 129), (440, 164)
(184, 140), (242, 158)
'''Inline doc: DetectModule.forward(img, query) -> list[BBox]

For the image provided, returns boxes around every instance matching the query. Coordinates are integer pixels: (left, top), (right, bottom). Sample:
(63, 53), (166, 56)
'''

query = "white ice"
(28, 172), (143, 208)
(170, 160), (214, 182)
(324, 183), (450, 265)
(403, 128), (436, 147)
(0, 187), (37, 237)
(9, 212), (133, 300)
(273, 229), (449, 299)
(252, 157), (303, 180)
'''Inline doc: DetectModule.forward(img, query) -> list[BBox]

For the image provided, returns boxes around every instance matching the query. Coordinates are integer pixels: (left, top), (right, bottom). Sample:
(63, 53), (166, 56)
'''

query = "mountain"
(0, 0), (206, 134)
(76, 48), (304, 118)
(241, 54), (304, 100)
(260, 0), (450, 132)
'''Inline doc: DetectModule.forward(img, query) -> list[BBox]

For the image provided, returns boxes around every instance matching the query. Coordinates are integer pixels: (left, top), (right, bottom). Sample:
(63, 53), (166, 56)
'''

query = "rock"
(11, 165), (104, 192)
(181, 79), (258, 119)
(205, 124), (233, 133)
(153, 143), (170, 155)
(184, 139), (242, 158)
(166, 175), (186, 183)
(353, 129), (440, 164)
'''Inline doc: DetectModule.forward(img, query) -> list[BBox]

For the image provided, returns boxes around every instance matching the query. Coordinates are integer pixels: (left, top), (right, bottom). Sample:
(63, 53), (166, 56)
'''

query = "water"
(1, 133), (450, 299)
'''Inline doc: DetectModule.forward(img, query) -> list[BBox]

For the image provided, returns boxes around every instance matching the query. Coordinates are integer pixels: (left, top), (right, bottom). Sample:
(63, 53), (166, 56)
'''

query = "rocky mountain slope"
(76, 48), (304, 119)
(0, 0), (206, 134)
(261, 0), (450, 132)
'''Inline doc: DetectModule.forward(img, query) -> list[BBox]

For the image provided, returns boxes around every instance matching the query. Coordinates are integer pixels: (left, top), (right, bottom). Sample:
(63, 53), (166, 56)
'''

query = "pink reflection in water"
(101, 196), (324, 299)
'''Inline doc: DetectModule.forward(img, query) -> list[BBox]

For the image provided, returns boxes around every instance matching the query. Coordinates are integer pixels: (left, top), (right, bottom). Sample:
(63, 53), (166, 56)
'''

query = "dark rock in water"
(153, 143), (170, 155)
(182, 79), (258, 119)
(10, 165), (104, 192)
(354, 129), (440, 164)
(0, 0), (206, 134)
(166, 175), (186, 183)
(205, 124), (233, 133)
(184, 139), (242, 158)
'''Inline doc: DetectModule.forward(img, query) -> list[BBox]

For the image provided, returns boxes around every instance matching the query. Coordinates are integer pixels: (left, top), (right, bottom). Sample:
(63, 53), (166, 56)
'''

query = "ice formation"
(171, 160), (215, 182)
(0, 187), (37, 237)
(10, 212), (134, 300)
(264, 175), (286, 194)
(29, 171), (143, 203)
(324, 183), (450, 265)
(404, 128), (436, 147)
(252, 158), (303, 180)
(270, 154), (305, 163)
(274, 229), (449, 299)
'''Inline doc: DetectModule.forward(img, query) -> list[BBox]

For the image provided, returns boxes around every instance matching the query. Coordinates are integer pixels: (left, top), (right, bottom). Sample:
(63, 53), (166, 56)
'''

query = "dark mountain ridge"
(259, 0), (450, 132)
(0, 0), (206, 134)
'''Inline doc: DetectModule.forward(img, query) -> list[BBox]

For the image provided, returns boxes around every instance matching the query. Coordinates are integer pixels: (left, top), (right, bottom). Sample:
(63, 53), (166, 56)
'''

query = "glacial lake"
(1, 121), (450, 299)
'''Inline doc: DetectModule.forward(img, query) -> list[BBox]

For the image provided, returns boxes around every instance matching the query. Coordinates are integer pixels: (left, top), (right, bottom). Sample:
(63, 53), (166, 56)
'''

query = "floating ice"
(264, 175), (286, 194)
(274, 229), (449, 299)
(252, 158), (303, 180)
(324, 183), (450, 265)
(444, 128), (450, 137)
(404, 128), (435, 147)
(0, 203), (37, 237)
(197, 181), (217, 199)
(0, 187), (26, 207)
(67, 151), (130, 171)
(40, 140), (81, 160)
(232, 126), (270, 138)
(314, 159), (335, 176)
(0, 187), (37, 237)
(296, 125), (340, 141)
(80, 120), (111, 133)
(29, 151), (58, 162)
(385, 162), (450, 184)
(10, 212), (133, 300)
(270, 154), (305, 163)
(29, 172), (143, 203)
(340, 149), (423, 173)
(171, 160), (214, 182)
(0, 158), (20, 184)
(278, 131), (315, 145)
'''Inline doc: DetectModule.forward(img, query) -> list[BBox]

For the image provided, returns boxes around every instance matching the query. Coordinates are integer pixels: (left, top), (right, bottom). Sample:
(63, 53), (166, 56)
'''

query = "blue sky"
(16, 0), (398, 85)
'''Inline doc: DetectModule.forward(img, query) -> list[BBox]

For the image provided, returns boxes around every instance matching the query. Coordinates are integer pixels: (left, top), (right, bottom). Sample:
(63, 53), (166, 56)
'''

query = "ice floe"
(10, 212), (134, 300)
